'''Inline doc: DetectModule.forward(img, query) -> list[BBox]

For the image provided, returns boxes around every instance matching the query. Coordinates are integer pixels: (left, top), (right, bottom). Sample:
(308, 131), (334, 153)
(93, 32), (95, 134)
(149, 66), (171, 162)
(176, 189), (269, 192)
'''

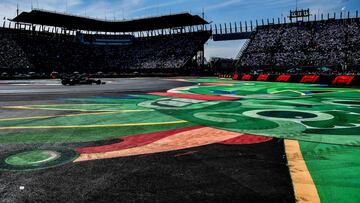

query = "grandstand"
(2, 9), (360, 78)
(0, 10), (211, 76)
(234, 14), (360, 75)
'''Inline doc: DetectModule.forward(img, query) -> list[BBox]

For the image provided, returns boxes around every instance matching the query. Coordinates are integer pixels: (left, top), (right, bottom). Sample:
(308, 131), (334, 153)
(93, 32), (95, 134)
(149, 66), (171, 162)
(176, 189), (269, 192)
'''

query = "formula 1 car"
(61, 74), (105, 86)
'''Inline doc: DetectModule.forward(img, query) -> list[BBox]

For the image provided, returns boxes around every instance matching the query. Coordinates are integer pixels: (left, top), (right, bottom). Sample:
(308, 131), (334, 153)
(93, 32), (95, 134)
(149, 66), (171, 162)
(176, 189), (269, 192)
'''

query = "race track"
(0, 78), (359, 202)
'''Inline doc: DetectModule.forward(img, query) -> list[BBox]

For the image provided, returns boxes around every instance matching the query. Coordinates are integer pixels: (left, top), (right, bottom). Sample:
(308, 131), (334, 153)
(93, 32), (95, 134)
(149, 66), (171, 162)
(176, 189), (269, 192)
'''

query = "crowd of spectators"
(99, 34), (207, 70)
(0, 28), (211, 74)
(0, 34), (33, 70)
(240, 19), (360, 68)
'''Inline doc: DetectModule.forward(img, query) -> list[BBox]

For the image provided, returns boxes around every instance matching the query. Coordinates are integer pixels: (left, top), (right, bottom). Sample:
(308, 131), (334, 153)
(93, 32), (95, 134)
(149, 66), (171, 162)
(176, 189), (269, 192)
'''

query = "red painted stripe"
(77, 126), (203, 154)
(149, 92), (237, 101)
(220, 134), (273, 145)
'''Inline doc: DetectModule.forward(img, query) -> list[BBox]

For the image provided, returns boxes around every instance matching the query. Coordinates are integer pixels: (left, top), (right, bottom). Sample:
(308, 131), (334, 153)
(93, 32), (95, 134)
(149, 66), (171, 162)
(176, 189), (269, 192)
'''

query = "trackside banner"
(257, 75), (269, 81)
(276, 75), (291, 82)
(233, 74), (239, 80)
(300, 75), (320, 83)
(241, 75), (252, 81)
(332, 76), (355, 85)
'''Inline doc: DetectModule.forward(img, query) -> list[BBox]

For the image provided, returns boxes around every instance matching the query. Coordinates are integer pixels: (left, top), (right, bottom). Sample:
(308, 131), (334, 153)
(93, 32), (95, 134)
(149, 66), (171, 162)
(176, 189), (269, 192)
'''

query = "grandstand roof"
(11, 10), (208, 32)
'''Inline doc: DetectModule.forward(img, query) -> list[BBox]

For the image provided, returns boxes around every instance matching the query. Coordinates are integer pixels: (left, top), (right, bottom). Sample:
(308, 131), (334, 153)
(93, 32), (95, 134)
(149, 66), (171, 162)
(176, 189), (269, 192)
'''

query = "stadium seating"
(238, 19), (360, 71)
(0, 28), (211, 74)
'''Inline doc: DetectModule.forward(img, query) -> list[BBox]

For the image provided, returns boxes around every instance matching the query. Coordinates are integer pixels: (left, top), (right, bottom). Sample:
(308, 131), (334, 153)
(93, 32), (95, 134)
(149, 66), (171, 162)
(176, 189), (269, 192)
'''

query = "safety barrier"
(218, 74), (233, 78)
(232, 74), (360, 86)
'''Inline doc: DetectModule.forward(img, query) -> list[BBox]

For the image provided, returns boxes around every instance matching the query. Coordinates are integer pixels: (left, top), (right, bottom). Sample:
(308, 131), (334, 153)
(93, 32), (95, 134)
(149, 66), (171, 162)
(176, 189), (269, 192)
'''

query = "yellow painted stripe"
(26, 104), (122, 107)
(0, 110), (153, 122)
(284, 140), (320, 203)
(0, 120), (188, 130)
(1, 105), (152, 112)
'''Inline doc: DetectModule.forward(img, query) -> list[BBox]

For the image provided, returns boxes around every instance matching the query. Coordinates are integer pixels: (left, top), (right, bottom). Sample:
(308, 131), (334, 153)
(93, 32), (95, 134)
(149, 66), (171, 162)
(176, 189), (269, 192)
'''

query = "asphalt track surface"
(0, 78), (296, 202)
(0, 78), (191, 101)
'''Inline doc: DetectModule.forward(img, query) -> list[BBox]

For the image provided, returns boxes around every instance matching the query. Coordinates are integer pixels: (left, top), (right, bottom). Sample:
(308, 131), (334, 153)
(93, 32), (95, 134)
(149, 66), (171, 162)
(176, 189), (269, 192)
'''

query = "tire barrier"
(232, 74), (360, 86)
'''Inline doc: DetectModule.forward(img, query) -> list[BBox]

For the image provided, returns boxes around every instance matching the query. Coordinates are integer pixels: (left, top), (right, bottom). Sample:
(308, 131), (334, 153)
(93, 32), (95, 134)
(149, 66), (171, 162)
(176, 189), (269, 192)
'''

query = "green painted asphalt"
(300, 141), (360, 203)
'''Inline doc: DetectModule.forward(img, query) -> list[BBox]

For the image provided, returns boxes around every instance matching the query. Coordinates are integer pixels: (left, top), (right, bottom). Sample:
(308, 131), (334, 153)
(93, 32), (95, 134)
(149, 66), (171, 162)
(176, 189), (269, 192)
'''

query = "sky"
(0, 0), (359, 59)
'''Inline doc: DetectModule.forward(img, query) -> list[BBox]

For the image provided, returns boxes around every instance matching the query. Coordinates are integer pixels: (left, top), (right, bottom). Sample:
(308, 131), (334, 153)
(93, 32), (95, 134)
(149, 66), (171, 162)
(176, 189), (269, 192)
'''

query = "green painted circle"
(0, 148), (79, 171)
(188, 111), (279, 130)
(5, 150), (60, 166)
(257, 111), (317, 119)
